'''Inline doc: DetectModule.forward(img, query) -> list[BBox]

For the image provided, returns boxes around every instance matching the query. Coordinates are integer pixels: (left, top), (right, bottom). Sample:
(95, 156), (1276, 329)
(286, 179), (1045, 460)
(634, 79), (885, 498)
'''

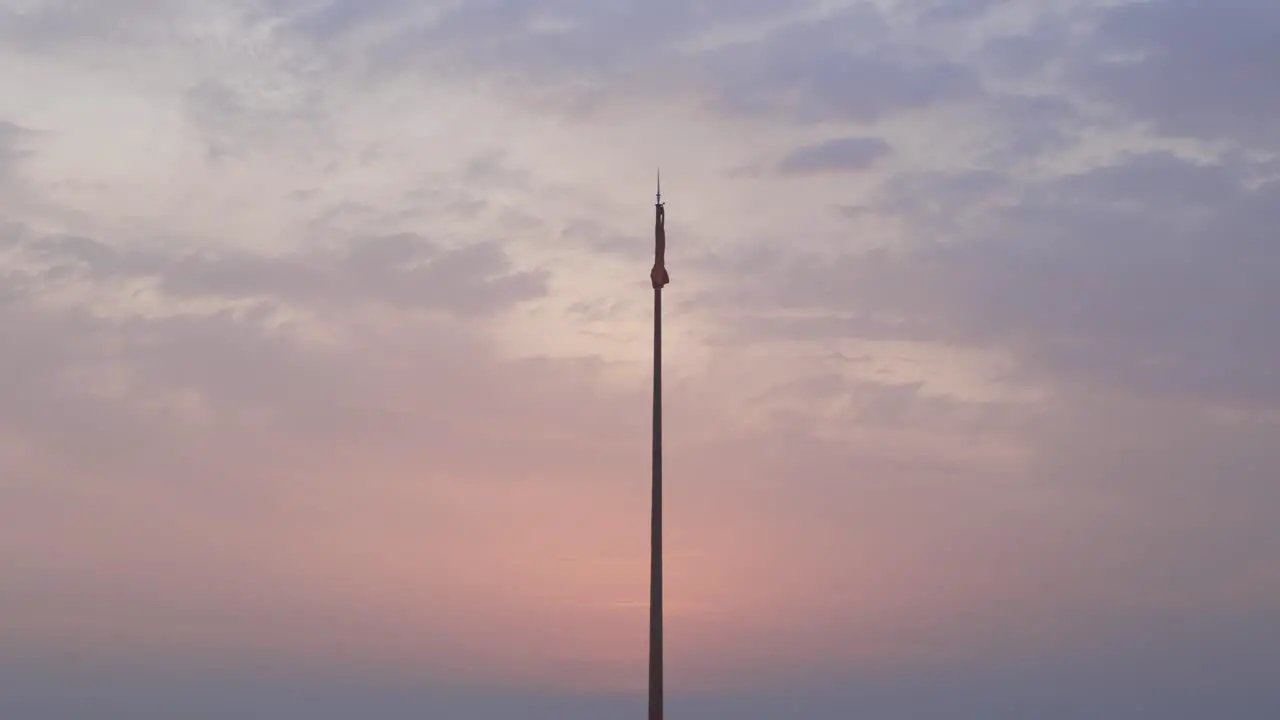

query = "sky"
(2, 0), (1279, 717)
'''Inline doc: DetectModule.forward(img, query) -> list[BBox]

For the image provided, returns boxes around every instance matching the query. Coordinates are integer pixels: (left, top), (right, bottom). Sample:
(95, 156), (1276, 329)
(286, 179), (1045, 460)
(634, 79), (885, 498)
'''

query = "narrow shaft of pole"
(648, 286), (664, 720)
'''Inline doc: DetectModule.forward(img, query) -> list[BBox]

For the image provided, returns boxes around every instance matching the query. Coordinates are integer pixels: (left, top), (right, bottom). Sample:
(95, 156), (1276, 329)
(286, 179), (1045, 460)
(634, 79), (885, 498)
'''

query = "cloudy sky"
(2, 0), (1279, 717)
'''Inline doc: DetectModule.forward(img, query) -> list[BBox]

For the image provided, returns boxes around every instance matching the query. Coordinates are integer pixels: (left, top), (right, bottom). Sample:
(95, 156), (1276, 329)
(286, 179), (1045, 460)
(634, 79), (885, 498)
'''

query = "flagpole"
(648, 282), (663, 720)
(648, 172), (668, 720)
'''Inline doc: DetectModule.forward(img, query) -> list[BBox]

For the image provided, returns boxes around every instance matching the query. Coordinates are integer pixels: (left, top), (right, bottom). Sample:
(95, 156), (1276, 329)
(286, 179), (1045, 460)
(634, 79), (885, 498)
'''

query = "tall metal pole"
(648, 283), (663, 720)
(648, 172), (669, 720)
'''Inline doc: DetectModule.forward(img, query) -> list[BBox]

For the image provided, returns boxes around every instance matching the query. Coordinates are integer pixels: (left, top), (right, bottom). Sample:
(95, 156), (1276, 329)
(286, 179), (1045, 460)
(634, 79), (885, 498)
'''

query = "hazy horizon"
(3, 0), (1280, 717)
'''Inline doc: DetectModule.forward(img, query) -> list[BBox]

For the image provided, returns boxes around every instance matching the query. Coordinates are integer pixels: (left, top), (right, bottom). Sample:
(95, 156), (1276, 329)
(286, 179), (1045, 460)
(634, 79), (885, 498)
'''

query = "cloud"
(914, 0), (1012, 26)
(978, 93), (1081, 162)
(0, 121), (32, 182)
(1074, 0), (1280, 147)
(183, 78), (330, 161)
(705, 151), (1280, 407)
(777, 137), (892, 175)
(702, 9), (981, 123)
(278, 0), (804, 103)
(270, 1), (981, 124)
(8, 227), (548, 317)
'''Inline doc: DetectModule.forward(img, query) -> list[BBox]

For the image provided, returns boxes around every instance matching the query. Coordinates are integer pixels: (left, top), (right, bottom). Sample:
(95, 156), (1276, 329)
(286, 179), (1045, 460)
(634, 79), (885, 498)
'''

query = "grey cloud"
(279, 1), (977, 124)
(561, 218), (651, 262)
(183, 79), (330, 161)
(979, 93), (1080, 163)
(0, 238), (631, 572)
(2, 225), (549, 485)
(874, 168), (1013, 237)
(0, 121), (33, 182)
(285, 0), (413, 40)
(1052, 151), (1239, 210)
(0, 219), (570, 484)
(980, 14), (1075, 80)
(402, 241), (549, 316)
(286, 0), (796, 87)
(8, 1), (983, 130)
(1075, 0), (1280, 147)
(11, 229), (548, 318)
(0, 0), (191, 54)
(981, 33), (1056, 78)
(714, 53), (978, 123)
(704, 152), (1280, 408)
(777, 137), (892, 175)
(913, 0), (1011, 25)
(704, 10), (980, 123)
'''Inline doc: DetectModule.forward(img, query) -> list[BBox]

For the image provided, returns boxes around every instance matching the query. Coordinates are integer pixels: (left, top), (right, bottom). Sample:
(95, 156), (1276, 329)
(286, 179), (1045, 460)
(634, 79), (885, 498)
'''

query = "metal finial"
(656, 168), (662, 205)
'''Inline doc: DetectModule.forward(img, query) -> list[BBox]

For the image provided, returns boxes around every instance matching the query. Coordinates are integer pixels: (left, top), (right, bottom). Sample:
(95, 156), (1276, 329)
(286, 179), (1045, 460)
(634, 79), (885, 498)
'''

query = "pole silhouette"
(648, 171), (669, 720)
